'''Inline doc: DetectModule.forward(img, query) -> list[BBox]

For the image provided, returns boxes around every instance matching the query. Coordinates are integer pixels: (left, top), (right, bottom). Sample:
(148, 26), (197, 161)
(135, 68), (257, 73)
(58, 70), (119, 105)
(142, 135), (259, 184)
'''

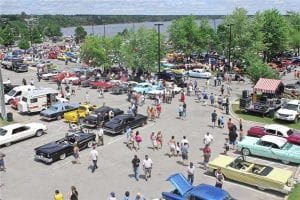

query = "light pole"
(0, 19), (7, 120)
(154, 23), (163, 73)
(227, 23), (233, 71)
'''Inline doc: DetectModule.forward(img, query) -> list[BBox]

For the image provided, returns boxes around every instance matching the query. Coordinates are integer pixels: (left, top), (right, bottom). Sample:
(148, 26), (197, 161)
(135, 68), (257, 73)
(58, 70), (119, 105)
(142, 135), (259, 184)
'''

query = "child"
(175, 142), (181, 157)
(218, 116), (224, 128)
(224, 138), (230, 155)
(239, 128), (245, 141)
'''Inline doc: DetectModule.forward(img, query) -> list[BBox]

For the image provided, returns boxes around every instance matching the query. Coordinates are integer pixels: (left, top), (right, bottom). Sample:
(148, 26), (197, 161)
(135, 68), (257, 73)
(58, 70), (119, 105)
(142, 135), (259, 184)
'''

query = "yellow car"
(64, 104), (97, 123)
(171, 68), (186, 75)
(208, 155), (296, 194)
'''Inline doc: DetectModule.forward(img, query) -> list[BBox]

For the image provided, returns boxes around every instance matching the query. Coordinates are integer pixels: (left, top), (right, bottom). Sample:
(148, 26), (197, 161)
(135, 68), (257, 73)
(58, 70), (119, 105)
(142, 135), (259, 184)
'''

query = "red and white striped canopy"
(254, 78), (283, 94)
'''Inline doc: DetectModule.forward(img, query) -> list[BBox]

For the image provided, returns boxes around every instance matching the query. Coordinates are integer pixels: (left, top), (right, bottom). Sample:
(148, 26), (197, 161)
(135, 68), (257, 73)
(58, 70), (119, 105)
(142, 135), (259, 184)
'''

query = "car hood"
(103, 121), (119, 129)
(35, 142), (67, 154)
(267, 167), (294, 183)
(40, 109), (57, 116)
(277, 109), (297, 115)
(208, 155), (235, 168)
(84, 115), (97, 121)
(166, 173), (193, 196)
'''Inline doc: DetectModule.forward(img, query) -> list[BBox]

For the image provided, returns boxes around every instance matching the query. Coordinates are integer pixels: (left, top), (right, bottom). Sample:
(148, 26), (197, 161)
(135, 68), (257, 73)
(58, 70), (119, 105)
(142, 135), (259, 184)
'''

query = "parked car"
(40, 102), (80, 121)
(103, 114), (147, 134)
(61, 76), (79, 84)
(156, 70), (176, 81)
(161, 173), (235, 200)
(132, 82), (157, 94)
(0, 123), (47, 147)
(83, 106), (124, 128)
(208, 155), (296, 194)
(247, 124), (300, 145)
(275, 100), (300, 122)
(238, 135), (300, 164)
(187, 68), (211, 79)
(35, 131), (95, 163)
(64, 104), (98, 123)
(12, 59), (28, 72)
(284, 81), (300, 95)
(90, 80), (113, 90)
(41, 70), (62, 80)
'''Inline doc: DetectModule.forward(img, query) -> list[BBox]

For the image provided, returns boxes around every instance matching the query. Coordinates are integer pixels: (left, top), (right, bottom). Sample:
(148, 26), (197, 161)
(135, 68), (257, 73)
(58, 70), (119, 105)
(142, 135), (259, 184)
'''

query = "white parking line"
(203, 174), (285, 199)
(50, 122), (156, 170)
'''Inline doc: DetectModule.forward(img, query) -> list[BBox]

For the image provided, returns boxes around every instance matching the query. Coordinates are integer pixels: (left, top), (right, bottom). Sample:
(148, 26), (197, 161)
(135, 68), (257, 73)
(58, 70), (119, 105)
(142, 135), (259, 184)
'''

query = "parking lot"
(0, 62), (297, 200)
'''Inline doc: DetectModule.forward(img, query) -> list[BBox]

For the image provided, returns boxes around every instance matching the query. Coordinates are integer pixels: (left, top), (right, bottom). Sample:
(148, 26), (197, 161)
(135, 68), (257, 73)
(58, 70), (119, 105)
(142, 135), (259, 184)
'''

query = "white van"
(4, 85), (36, 104)
(17, 88), (59, 113)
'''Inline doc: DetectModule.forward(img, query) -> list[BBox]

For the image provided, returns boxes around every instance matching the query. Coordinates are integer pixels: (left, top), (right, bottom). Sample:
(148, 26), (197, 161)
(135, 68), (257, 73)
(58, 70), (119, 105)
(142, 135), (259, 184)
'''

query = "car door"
(11, 126), (32, 142)
(252, 140), (273, 157)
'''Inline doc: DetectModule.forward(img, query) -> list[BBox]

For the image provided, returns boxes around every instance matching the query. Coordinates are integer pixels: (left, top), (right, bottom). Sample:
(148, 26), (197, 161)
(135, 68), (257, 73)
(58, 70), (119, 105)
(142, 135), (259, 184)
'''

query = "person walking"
(181, 143), (189, 166)
(132, 155), (140, 181)
(229, 124), (238, 149)
(215, 168), (224, 188)
(30, 78), (34, 86)
(209, 93), (215, 106)
(89, 146), (98, 173)
(168, 136), (176, 157)
(178, 103), (183, 119)
(73, 142), (80, 164)
(54, 190), (64, 200)
(182, 102), (187, 118)
(239, 119), (243, 132)
(211, 110), (217, 128)
(108, 192), (117, 200)
(156, 131), (163, 149)
(202, 144), (211, 170)
(96, 126), (104, 146)
(156, 103), (161, 118)
(69, 186), (78, 200)
(135, 131), (142, 150)
(223, 138), (230, 155)
(22, 78), (27, 85)
(0, 151), (6, 171)
(203, 132), (213, 146)
(122, 191), (130, 200)
(135, 193), (145, 200)
(143, 155), (153, 181)
(85, 92), (89, 104)
(220, 85), (224, 95)
(150, 132), (158, 150)
(187, 162), (195, 184)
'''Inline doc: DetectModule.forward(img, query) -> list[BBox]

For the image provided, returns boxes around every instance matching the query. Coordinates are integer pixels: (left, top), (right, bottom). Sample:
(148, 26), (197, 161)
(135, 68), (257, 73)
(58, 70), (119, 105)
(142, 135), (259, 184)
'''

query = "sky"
(0, 0), (299, 15)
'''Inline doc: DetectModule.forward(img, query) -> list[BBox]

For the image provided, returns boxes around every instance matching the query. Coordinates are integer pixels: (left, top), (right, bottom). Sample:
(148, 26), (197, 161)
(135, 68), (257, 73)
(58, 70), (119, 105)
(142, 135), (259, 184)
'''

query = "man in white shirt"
(187, 162), (195, 184)
(143, 155), (153, 181)
(180, 136), (189, 147)
(96, 127), (104, 146)
(89, 146), (98, 173)
(203, 132), (213, 146)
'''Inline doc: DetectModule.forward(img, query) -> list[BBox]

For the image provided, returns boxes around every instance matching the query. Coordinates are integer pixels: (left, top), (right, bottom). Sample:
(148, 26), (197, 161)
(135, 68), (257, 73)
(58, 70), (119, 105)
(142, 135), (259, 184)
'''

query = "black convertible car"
(103, 114), (147, 135)
(34, 131), (95, 164)
(83, 106), (124, 128)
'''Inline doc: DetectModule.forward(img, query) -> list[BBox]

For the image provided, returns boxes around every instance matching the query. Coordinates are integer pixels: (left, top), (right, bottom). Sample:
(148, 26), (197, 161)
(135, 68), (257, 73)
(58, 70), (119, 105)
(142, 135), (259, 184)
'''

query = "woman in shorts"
(168, 136), (176, 157)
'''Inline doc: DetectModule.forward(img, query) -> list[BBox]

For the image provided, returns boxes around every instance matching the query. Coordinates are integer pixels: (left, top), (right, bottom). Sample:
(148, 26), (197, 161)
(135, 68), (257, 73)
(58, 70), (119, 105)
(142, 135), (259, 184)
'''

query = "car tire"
(8, 99), (13, 105)
(56, 115), (62, 120)
(294, 117), (298, 123)
(87, 141), (93, 148)
(5, 142), (11, 147)
(36, 130), (43, 137)
(282, 160), (290, 165)
(59, 153), (66, 160)
(242, 148), (250, 156)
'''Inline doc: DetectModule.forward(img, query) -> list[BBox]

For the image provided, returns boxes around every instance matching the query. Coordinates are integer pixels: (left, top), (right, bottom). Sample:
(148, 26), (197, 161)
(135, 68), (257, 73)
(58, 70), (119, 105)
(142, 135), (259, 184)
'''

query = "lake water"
(61, 19), (223, 37)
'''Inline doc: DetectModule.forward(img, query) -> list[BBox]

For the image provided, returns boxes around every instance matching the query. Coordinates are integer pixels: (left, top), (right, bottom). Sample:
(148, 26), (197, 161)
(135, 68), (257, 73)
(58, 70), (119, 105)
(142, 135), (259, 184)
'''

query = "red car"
(247, 124), (300, 145)
(90, 81), (113, 90)
(51, 72), (76, 82)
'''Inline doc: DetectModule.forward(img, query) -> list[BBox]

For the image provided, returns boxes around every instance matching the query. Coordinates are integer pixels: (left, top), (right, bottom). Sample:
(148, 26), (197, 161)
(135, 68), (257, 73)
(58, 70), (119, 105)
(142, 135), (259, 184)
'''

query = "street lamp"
(227, 23), (233, 71)
(154, 23), (163, 73)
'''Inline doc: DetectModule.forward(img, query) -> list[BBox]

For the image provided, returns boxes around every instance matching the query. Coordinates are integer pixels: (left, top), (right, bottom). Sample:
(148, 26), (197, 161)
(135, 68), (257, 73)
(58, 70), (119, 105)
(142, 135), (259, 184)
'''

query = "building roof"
(254, 78), (283, 94)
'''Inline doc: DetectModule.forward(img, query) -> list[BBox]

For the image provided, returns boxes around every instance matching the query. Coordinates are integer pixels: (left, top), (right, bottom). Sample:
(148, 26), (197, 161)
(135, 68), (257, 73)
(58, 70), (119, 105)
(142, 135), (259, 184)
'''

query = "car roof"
(1, 123), (23, 130)
(192, 184), (230, 200)
(261, 135), (287, 147)
(264, 124), (290, 133)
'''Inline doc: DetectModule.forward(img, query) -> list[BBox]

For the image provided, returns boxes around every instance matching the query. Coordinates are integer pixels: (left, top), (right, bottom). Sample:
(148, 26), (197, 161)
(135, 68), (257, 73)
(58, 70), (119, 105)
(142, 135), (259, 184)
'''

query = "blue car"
(132, 82), (157, 94)
(40, 102), (80, 121)
(162, 173), (235, 200)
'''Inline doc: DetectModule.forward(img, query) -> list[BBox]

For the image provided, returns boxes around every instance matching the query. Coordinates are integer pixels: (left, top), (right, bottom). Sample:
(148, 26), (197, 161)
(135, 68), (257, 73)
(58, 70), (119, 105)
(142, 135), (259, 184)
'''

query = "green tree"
(31, 27), (43, 44)
(18, 37), (30, 50)
(0, 25), (15, 48)
(244, 52), (279, 85)
(120, 26), (166, 73)
(74, 26), (87, 43)
(44, 23), (62, 38)
(286, 11), (300, 55)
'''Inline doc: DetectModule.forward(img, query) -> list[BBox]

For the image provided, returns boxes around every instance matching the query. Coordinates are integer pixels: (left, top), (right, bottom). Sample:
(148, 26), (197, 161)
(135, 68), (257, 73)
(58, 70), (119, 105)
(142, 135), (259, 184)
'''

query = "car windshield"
(282, 142), (293, 150)
(0, 128), (7, 136)
(49, 106), (58, 111)
(284, 103), (298, 111)
(7, 89), (16, 96)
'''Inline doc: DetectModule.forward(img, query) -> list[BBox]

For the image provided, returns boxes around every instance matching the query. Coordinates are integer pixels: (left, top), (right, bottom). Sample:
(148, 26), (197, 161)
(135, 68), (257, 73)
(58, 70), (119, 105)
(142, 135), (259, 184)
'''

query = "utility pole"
(0, 18), (7, 120)
(228, 23), (233, 71)
(154, 23), (163, 73)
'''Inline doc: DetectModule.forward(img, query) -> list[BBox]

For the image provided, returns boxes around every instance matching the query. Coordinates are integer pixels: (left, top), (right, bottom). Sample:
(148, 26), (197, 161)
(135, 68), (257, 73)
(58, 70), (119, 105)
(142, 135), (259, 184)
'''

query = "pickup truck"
(64, 104), (98, 123)
(275, 100), (300, 123)
(12, 59), (28, 72)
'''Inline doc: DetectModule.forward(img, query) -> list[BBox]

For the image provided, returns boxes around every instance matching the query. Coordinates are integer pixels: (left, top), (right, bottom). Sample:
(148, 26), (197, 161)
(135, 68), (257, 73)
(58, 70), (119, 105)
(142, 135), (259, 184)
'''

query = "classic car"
(0, 123), (47, 147)
(103, 114), (147, 134)
(162, 173), (235, 200)
(4, 83), (19, 94)
(275, 100), (300, 122)
(35, 131), (95, 163)
(238, 135), (300, 164)
(132, 82), (157, 94)
(51, 72), (76, 82)
(61, 76), (79, 84)
(156, 70), (176, 81)
(80, 77), (98, 87)
(83, 106), (124, 128)
(171, 68), (187, 75)
(247, 124), (300, 145)
(64, 104), (98, 123)
(146, 86), (165, 98)
(40, 102), (80, 121)
(187, 68), (211, 79)
(284, 81), (300, 95)
(208, 155), (296, 194)
(90, 80), (113, 90)
(41, 70), (62, 80)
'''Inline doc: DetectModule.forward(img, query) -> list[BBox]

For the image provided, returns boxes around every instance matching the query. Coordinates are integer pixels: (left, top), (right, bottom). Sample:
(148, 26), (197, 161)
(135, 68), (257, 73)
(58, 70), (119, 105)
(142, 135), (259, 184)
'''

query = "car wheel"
(59, 153), (66, 160)
(294, 117), (298, 123)
(35, 130), (43, 137)
(282, 160), (290, 165)
(5, 142), (11, 147)
(242, 148), (250, 156)
(56, 115), (62, 120)
(87, 141), (93, 148)
(8, 99), (13, 105)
